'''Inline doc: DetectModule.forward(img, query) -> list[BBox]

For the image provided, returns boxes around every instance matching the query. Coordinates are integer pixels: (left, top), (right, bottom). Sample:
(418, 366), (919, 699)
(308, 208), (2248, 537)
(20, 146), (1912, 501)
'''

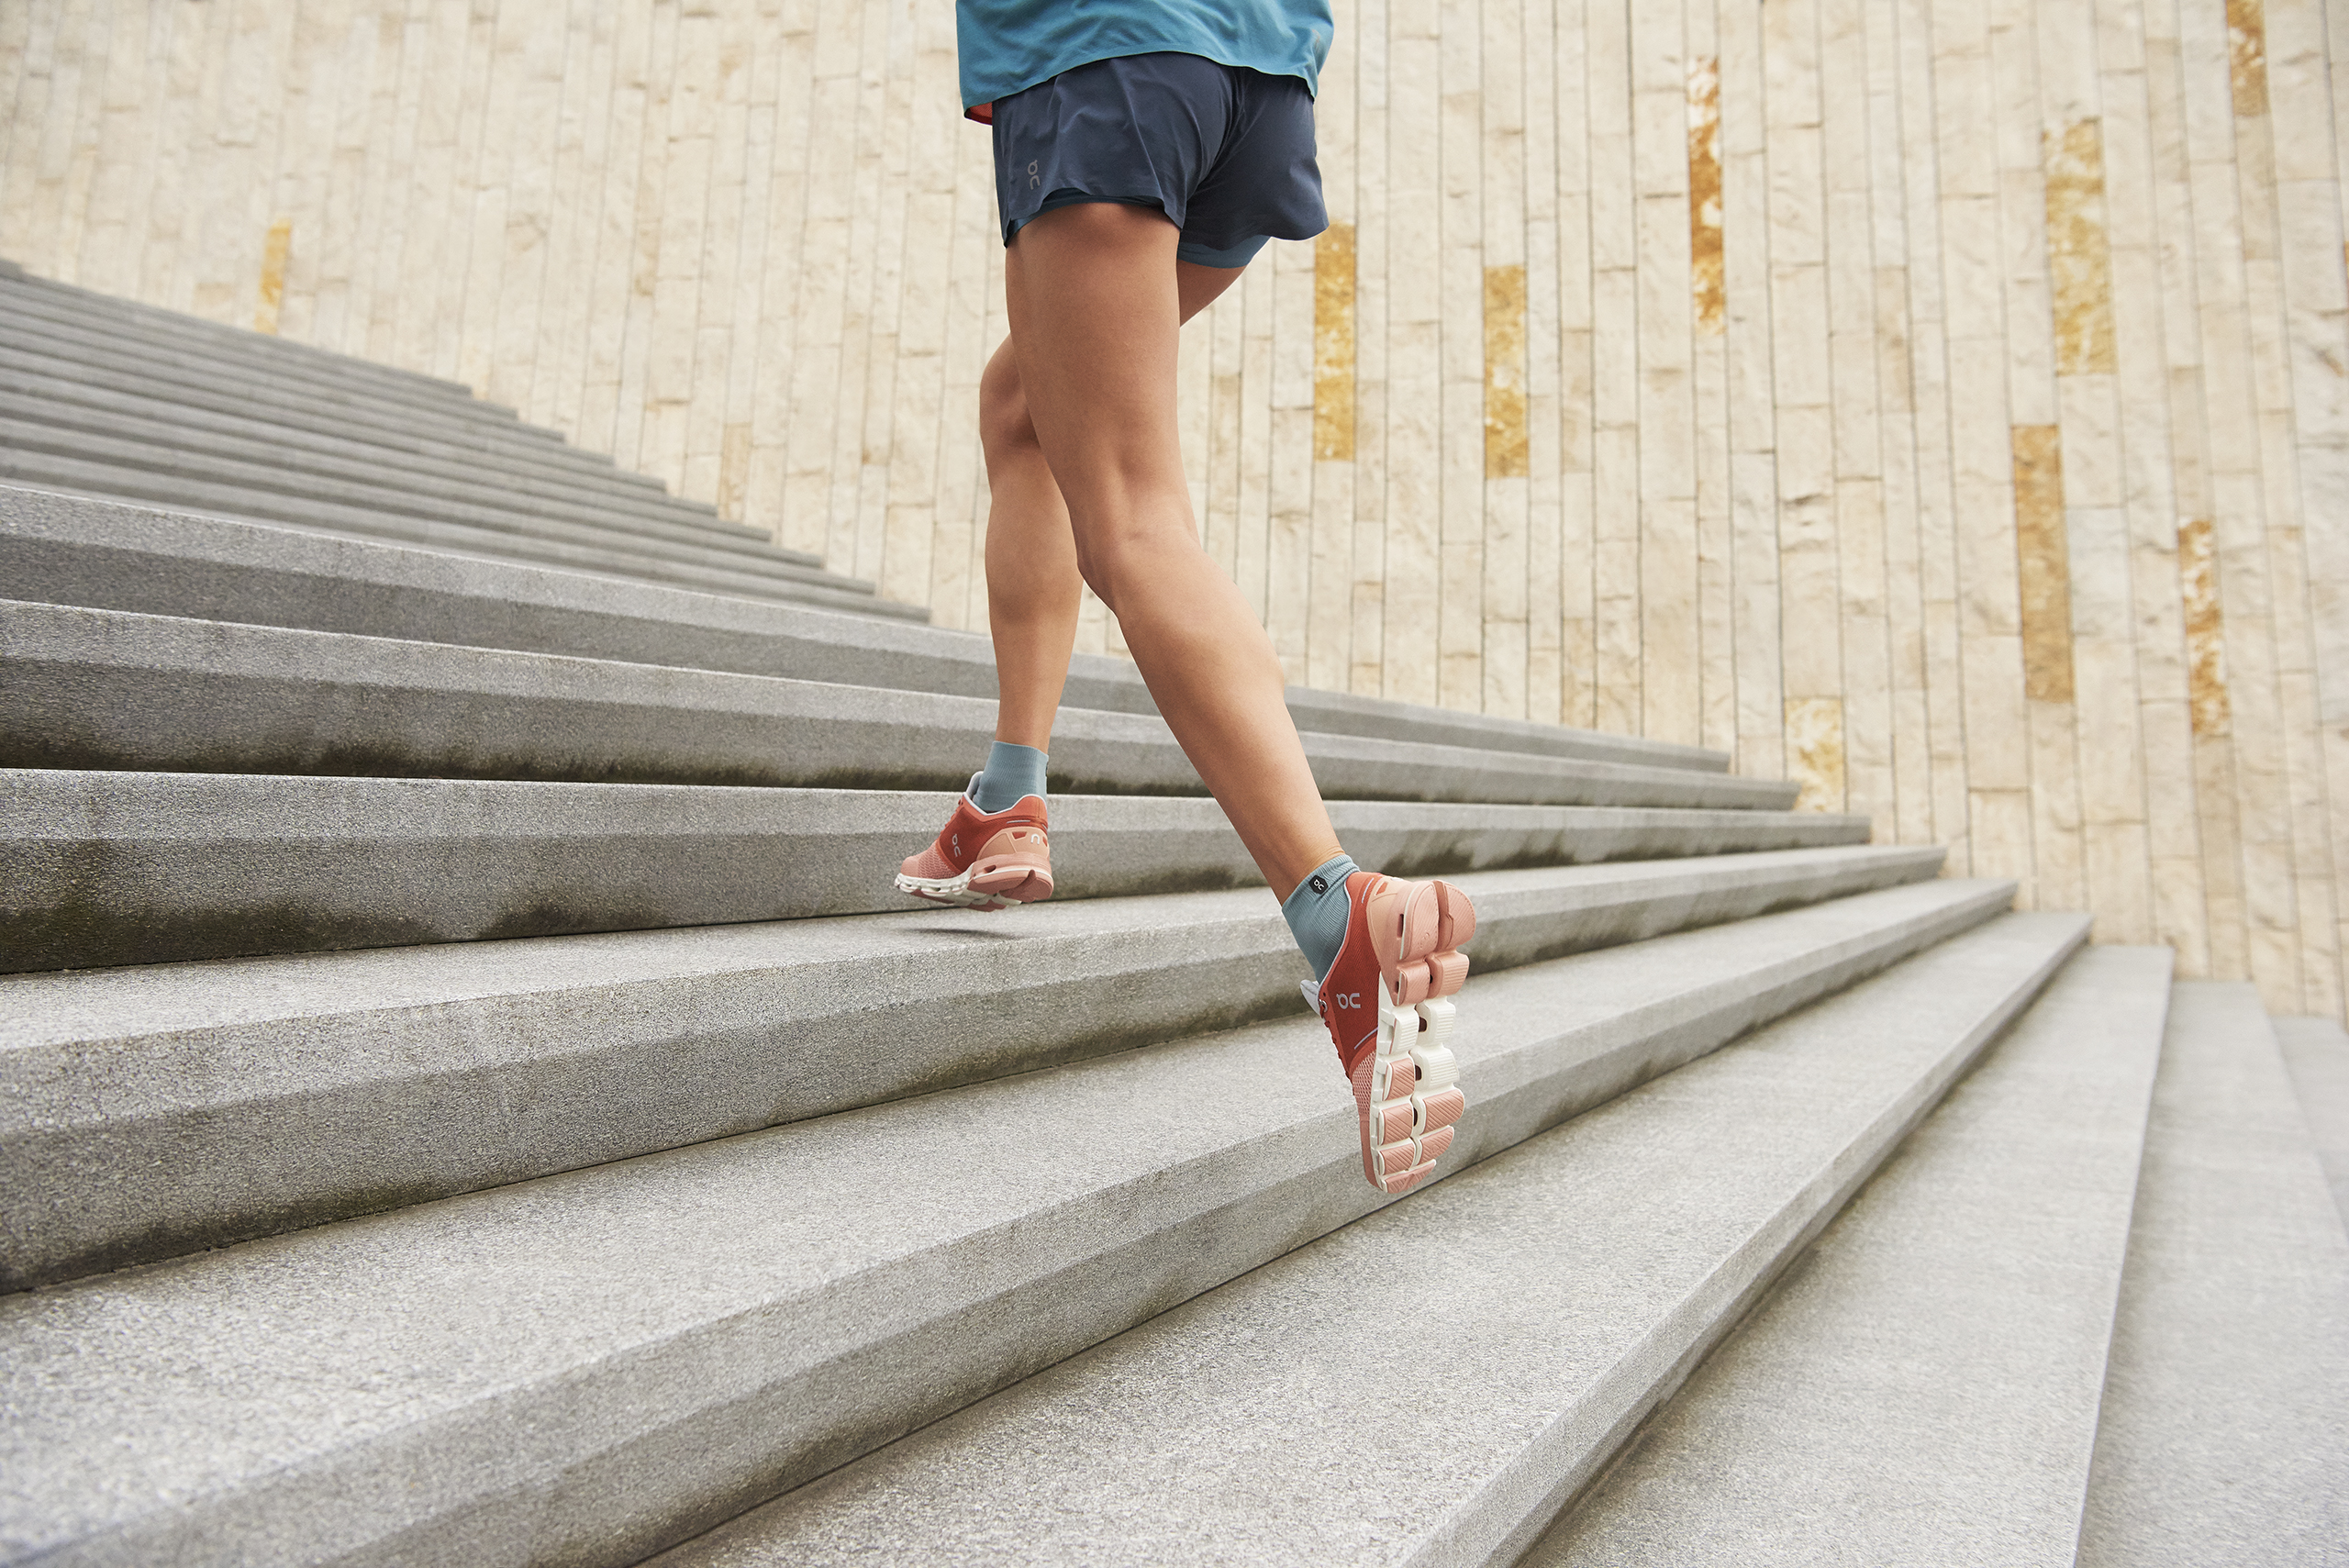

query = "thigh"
(1003, 203), (1189, 528)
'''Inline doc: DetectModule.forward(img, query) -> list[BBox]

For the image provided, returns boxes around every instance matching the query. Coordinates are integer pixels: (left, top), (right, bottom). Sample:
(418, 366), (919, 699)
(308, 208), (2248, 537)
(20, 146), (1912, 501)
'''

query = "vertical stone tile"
(1786, 693), (1847, 811)
(1687, 52), (1726, 332)
(1383, 4), (1442, 706)
(2011, 422), (2077, 702)
(1316, 224), (1362, 462)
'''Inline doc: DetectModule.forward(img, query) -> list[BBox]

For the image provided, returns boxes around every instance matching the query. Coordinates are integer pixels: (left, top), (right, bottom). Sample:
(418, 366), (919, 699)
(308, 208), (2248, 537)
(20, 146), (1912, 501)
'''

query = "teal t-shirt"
(956, 0), (1334, 113)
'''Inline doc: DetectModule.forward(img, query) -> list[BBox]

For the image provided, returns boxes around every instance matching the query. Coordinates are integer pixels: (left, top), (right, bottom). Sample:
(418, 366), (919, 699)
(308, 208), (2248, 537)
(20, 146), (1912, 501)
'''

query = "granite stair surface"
(0, 268), (909, 617)
(3, 273), (2337, 1566)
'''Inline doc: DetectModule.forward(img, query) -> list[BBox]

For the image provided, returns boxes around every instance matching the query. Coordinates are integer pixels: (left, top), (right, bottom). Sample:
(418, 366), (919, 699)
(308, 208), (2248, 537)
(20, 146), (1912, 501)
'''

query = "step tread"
(0, 339), (652, 490)
(0, 488), (1725, 773)
(1529, 944), (2173, 1567)
(0, 882), (2017, 1566)
(2076, 983), (2349, 1565)
(1, 848), (1950, 1287)
(643, 909), (2086, 1568)
(2275, 1015), (2349, 1229)
(0, 377), (797, 552)
(0, 432), (849, 586)
(1, 599), (1792, 806)
(1, 768), (1876, 969)
(0, 272), (477, 399)
(0, 310), (529, 431)
(0, 478), (914, 618)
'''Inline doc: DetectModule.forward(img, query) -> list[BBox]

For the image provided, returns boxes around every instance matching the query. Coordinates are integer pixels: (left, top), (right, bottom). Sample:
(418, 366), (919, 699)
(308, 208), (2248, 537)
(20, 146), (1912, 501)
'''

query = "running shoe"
(1300, 872), (1475, 1193)
(894, 783), (1053, 910)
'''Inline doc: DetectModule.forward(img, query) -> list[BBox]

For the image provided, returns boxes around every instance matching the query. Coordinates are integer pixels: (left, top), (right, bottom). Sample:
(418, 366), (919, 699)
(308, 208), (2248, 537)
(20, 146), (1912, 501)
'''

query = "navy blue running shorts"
(990, 51), (1328, 268)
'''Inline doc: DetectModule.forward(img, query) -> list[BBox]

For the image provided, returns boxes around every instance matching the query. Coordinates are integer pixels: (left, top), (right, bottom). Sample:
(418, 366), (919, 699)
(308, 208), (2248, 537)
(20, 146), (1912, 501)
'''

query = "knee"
(979, 354), (1038, 459)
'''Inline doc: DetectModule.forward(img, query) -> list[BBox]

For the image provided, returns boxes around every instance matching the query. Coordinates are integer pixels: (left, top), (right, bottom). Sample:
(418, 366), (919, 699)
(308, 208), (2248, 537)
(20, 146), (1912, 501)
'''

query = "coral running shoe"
(1301, 872), (1475, 1193)
(895, 784), (1053, 910)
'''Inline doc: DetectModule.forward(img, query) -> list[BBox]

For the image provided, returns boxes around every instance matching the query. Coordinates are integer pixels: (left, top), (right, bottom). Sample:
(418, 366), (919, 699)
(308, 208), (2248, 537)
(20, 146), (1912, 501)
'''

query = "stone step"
(0, 421), (867, 593)
(0, 469), (907, 615)
(0, 337), (660, 495)
(0, 306), (540, 439)
(2076, 984), (2349, 1564)
(0, 850), (1952, 1288)
(2275, 1015), (2349, 1227)
(0, 490), (1730, 772)
(0, 360), (789, 550)
(640, 907), (2081, 1568)
(0, 879), (2019, 1565)
(1526, 945), (2172, 1567)
(0, 768), (1879, 972)
(0, 268), (483, 405)
(0, 395), (827, 572)
(0, 600), (1798, 806)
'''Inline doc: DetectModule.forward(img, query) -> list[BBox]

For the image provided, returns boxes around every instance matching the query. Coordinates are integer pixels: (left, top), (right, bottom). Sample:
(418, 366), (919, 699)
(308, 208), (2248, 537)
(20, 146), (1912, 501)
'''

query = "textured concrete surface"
(0, 361), (759, 541)
(0, 270), (473, 399)
(1, 601), (1795, 807)
(1529, 946), (2173, 1567)
(0, 272), (474, 404)
(0, 463), (911, 615)
(0, 885), (2023, 1567)
(0, 384), (790, 550)
(0, 339), (642, 495)
(0, 769), (1875, 970)
(0, 434), (866, 594)
(0, 396), (809, 568)
(2077, 984), (2349, 1566)
(2276, 1016), (2349, 1227)
(0, 850), (1954, 1287)
(0, 306), (525, 430)
(0, 487), (1727, 772)
(647, 912), (2086, 1568)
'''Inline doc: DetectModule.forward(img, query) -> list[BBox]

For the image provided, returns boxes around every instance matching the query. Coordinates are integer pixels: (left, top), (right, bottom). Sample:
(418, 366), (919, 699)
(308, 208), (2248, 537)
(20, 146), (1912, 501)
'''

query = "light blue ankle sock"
(1281, 852), (1361, 981)
(968, 740), (1048, 813)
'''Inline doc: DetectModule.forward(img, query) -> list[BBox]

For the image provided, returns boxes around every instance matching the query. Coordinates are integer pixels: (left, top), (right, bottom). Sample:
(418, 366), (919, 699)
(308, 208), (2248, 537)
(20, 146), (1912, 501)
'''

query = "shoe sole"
(893, 864), (1054, 911)
(1357, 879), (1475, 1194)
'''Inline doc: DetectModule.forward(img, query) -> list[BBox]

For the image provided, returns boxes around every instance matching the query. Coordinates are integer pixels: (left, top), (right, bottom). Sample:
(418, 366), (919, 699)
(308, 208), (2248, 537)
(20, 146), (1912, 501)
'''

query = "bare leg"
(978, 259), (1255, 751)
(977, 339), (1081, 751)
(997, 201), (1342, 900)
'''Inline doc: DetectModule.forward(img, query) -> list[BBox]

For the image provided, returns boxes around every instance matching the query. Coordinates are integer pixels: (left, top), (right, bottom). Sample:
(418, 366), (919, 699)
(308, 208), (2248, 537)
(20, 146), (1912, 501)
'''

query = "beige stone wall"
(4, 0), (2345, 1019)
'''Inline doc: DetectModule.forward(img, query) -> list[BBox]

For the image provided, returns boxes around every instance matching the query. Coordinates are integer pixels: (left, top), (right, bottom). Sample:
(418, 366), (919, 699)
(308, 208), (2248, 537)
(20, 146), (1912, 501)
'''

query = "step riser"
(0, 771), (1876, 971)
(0, 604), (1795, 806)
(0, 883), (2017, 1566)
(0, 309), (535, 432)
(2076, 985), (2349, 1564)
(1529, 946), (2173, 1566)
(0, 849), (1945, 1289)
(0, 339), (651, 492)
(0, 479), (915, 617)
(0, 491), (1731, 773)
(651, 909), (2081, 1568)
(0, 443), (866, 592)
(0, 379), (800, 555)
(0, 273), (481, 401)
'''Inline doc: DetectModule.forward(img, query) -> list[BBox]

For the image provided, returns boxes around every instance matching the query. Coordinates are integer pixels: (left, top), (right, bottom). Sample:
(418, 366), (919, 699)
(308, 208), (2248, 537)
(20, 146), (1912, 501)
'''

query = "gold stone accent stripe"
(254, 219), (292, 337)
(1313, 224), (1357, 463)
(1687, 56), (1725, 337)
(2043, 120), (2117, 377)
(2179, 517), (2232, 737)
(2012, 425), (2076, 706)
(1785, 695), (1846, 813)
(2228, 0), (2269, 117)
(1483, 263), (1528, 479)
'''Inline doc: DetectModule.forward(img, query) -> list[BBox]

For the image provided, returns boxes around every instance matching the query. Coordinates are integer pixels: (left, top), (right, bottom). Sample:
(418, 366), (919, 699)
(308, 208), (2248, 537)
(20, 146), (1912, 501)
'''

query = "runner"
(896, 1), (1475, 1195)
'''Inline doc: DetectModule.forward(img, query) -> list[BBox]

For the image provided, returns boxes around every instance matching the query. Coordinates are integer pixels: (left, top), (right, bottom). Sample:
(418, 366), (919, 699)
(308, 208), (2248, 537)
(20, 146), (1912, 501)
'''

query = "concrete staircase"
(2, 284), (2343, 1566)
